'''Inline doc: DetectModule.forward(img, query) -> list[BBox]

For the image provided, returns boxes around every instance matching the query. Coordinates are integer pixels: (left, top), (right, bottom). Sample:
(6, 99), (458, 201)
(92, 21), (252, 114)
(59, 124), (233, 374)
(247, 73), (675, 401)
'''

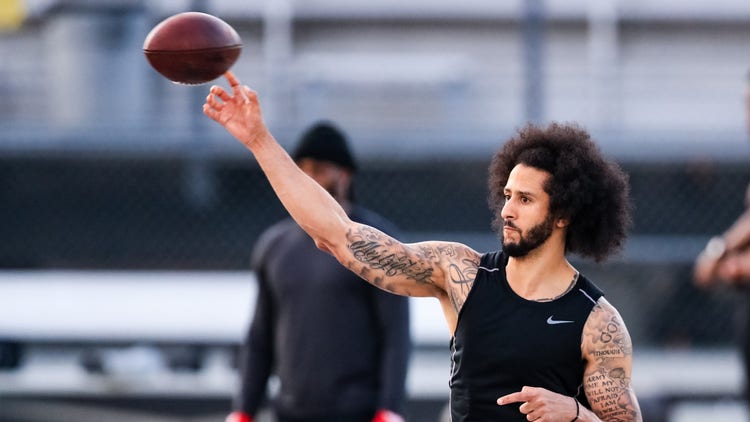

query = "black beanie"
(291, 122), (357, 172)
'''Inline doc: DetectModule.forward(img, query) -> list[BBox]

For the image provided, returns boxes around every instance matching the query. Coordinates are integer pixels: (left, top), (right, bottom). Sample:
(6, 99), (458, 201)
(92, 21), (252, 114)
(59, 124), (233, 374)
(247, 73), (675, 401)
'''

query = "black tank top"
(449, 251), (603, 421)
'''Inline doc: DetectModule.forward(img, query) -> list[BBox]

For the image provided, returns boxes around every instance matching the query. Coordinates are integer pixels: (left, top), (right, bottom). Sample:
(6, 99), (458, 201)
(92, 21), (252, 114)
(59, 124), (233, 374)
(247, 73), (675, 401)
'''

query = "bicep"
(581, 298), (642, 421)
(329, 222), (478, 300)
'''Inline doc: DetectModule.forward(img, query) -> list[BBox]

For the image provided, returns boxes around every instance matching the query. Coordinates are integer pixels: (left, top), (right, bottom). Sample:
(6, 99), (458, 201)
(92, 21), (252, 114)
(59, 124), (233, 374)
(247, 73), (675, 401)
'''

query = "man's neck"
(505, 242), (577, 301)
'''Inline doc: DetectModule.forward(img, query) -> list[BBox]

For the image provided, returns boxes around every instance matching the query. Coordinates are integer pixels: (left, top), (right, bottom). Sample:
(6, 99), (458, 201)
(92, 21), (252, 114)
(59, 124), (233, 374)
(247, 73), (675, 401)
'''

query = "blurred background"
(2, 0), (750, 421)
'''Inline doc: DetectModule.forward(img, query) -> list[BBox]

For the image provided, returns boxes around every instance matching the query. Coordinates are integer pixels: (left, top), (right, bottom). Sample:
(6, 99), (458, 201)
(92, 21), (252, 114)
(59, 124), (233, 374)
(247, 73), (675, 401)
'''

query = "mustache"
(503, 221), (519, 230)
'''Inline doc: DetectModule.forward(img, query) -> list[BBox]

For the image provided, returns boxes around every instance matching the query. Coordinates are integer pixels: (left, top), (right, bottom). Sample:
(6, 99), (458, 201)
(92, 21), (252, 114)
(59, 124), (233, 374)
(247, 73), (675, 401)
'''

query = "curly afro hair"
(487, 122), (632, 262)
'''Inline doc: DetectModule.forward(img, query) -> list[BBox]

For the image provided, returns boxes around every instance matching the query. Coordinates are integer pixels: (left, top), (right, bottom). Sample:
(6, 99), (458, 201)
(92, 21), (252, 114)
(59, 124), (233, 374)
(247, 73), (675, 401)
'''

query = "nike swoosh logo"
(547, 316), (575, 325)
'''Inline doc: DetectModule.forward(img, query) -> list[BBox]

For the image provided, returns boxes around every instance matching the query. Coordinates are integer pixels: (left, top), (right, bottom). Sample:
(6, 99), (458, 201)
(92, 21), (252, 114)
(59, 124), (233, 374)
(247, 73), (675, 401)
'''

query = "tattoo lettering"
(346, 226), (434, 286)
(584, 367), (638, 421)
(350, 240), (433, 281)
(346, 226), (481, 315)
(582, 302), (641, 421)
(588, 309), (633, 361)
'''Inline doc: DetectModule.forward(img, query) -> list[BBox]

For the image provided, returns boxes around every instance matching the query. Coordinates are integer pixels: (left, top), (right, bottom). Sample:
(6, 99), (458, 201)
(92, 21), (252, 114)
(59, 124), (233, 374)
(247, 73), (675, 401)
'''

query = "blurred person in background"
(225, 121), (411, 422)
(693, 71), (750, 406)
(208, 72), (642, 422)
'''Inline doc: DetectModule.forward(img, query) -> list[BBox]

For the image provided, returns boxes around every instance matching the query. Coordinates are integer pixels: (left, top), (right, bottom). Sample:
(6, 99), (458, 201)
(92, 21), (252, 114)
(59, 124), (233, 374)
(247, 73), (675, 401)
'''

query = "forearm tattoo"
(346, 226), (435, 291)
(583, 304), (640, 421)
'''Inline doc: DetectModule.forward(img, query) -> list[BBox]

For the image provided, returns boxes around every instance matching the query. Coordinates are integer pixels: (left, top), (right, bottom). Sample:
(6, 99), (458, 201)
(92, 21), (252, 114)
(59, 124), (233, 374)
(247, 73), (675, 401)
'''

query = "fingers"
(202, 74), (261, 125)
(693, 254), (720, 287)
(497, 391), (527, 405)
(497, 387), (544, 421)
(209, 85), (232, 102)
(223, 70), (250, 102)
(202, 88), (223, 121)
(695, 247), (750, 286)
(212, 73), (258, 103)
(718, 249), (750, 283)
(202, 102), (220, 122)
(510, 400), (538, 421)
(498, 385), (541, 406)
(203, 85), (235, 114)
(224, 70), (239, 88)
(242, 85), (256, 101)
(518, 401), (534, 415)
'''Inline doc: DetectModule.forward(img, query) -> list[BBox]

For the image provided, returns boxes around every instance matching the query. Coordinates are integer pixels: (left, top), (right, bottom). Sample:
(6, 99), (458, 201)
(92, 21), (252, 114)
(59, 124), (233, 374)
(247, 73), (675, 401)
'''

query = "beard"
(502, 213), (556, 258)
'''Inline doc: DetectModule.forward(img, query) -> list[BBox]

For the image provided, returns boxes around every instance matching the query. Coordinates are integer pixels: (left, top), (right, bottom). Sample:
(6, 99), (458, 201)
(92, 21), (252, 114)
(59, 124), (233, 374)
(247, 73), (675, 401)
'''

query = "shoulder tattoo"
(443, 245), (479, 312)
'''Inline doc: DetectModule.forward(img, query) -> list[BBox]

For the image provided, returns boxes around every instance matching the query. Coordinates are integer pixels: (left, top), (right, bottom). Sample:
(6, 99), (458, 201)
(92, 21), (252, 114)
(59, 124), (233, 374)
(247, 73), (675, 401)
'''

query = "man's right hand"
(225, 411), (253, 422)
(204, 71), (271, 152)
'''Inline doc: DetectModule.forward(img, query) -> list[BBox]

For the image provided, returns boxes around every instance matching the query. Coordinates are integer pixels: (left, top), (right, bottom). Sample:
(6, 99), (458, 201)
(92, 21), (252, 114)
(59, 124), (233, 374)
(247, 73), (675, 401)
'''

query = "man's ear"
(556, 217), (570, 228)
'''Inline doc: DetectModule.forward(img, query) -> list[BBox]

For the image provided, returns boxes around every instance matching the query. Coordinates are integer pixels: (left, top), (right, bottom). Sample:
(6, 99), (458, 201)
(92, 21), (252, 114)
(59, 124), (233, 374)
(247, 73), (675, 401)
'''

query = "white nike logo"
(547, 316), (574, 325)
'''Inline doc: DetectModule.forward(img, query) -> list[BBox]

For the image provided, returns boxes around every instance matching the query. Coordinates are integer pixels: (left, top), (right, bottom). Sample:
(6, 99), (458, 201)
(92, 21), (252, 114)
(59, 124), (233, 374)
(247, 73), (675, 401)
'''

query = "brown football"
(143, 12), (242, 85)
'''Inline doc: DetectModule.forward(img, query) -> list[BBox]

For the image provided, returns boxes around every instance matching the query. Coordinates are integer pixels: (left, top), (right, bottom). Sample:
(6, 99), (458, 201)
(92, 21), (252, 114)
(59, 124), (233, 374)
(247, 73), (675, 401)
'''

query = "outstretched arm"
(203, 72), (478, 309)
(203, 72), (347, 252)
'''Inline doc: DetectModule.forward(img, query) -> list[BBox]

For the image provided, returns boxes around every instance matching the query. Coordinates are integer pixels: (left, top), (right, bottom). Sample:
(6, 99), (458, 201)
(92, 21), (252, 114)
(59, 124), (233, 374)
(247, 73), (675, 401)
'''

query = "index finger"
(224, 70), (239, 87)
(223, 70), (250, 102)
(497, 390), (528, 405)
(719, 249), (750, 283)
(224, 71), (245, 98)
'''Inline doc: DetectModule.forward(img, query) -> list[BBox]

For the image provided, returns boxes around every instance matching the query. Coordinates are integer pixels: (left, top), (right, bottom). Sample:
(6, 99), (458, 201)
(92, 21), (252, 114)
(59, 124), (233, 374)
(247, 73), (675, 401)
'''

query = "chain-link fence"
(3, 3), (750, 421)
(2, 154), (749, 349)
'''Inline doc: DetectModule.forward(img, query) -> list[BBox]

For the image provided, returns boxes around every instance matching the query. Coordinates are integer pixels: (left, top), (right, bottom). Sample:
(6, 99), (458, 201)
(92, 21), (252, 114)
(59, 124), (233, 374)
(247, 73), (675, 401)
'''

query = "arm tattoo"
(446, 250), (479, 312)
(583, 303), (641, 421)
(345, 226), (480, 308)
(346, 225), (435, 289)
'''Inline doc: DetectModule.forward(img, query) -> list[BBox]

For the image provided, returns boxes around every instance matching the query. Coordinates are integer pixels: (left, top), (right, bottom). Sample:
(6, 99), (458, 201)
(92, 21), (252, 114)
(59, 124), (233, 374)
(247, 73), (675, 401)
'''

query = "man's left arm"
(579, 298), (642, 421)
